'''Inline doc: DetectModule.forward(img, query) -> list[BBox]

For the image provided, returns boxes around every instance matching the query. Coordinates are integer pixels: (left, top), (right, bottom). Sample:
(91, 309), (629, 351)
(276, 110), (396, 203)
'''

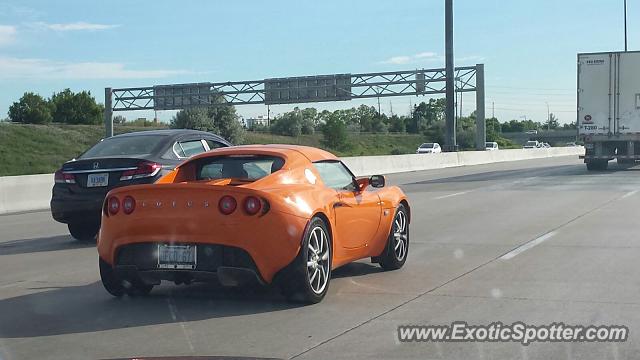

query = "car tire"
(377, 204), (409, 271)
(68, 221), (99, 241)
(279, 217), (331, 304)
(99, 258), (124, 297)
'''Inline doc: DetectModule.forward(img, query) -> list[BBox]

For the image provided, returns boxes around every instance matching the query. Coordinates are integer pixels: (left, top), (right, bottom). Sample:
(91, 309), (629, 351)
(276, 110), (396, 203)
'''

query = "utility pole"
(624, 0), (628, 51)
(389, 100), (393, 116)
(546, 102), (550, 131)
(267, 105), (271, 127)
(377, 97), (381, 116)
(492, 101), (495, 118)
(444, 0), (457, 151)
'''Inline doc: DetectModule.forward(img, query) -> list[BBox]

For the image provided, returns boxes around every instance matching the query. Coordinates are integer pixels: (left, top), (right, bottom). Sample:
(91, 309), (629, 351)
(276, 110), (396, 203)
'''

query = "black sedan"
(51, 129), (231, 241)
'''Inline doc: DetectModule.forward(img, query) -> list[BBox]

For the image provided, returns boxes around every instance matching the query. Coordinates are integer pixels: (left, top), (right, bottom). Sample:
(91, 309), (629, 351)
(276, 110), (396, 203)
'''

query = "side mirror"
(369, 175), (385, 188)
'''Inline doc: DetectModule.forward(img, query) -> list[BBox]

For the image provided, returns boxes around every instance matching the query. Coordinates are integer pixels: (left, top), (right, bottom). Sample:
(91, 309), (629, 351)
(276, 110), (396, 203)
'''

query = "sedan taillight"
(120, 162), (162, 181)
(54, 170), (76, 184)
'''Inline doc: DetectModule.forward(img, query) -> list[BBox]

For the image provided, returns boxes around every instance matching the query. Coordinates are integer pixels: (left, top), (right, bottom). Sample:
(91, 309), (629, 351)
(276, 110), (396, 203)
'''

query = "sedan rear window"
(80, 135), (165, 158)
(196, 155), (285, 181)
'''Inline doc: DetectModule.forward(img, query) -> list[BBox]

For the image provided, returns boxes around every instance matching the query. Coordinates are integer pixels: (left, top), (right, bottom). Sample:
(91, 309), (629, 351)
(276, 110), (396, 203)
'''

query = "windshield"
(80, 135), (165, 158)
(196, 155), (284, 181)
(420, 143), (435, 148)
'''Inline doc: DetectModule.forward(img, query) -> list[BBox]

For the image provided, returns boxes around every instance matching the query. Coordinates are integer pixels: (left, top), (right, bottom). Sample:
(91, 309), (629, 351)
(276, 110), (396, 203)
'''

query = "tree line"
(6, 89), (576, 151)
(7, 90), (104, 125)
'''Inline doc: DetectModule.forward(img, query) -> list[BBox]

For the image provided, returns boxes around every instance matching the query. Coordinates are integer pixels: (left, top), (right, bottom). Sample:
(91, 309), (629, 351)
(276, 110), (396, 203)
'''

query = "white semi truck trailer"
(578, 51), (640, 170)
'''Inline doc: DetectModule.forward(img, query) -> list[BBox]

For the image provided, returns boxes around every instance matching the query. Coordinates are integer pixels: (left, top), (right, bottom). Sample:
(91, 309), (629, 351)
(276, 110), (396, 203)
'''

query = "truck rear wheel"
(586, 160), (608, 171)
(617, 158), (635, 165)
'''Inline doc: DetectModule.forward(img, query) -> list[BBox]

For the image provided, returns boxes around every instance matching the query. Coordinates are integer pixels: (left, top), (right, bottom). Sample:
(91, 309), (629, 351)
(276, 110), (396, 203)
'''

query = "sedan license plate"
(158, 244), (196, 270)
(87, 173), (109, 187)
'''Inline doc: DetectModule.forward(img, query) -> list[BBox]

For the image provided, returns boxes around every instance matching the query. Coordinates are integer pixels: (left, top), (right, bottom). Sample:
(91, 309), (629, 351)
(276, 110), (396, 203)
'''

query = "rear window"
(196, 155), (285, 181)
(80, 135), (165, 158)
(420, 143), (435, 148)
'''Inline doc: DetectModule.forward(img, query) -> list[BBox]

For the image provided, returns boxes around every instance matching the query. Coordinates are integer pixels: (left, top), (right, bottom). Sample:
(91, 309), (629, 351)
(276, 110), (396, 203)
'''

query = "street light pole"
(444, 0), (456, 151)
(624, 0), (628, 52)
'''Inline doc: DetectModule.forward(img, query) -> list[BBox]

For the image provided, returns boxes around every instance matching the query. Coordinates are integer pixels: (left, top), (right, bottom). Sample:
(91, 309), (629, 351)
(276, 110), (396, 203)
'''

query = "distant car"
(51, 129), (232, 241)
(525, 130), (538, 135)
(416, 143), (442, 154)
(523, 140), (539, 149)
(485, 142), (499, 151)
(97, 145), (410, 303)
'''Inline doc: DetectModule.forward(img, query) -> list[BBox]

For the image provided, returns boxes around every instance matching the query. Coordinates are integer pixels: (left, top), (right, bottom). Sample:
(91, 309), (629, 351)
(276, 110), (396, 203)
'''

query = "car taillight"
(218, 195), (237, 215)
(54, 170), (76, 184)
(243, 196), (262, 215)
(122, 196), (136, 215)
(120, 161), (162, 181)
(108, 196), (120, 215)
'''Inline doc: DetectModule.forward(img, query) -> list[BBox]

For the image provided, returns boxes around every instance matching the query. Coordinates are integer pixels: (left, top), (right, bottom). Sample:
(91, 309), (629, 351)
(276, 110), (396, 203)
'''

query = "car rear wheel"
(99, 258), (124, 297)
(377, 204), (409, 271)
(279, 217), (331, 304)
(68, 221), (99, 241)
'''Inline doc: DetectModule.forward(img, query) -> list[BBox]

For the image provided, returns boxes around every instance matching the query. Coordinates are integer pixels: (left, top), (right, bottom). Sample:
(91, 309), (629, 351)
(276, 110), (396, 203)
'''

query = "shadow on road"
(0, 235), (95, 256)
(0, 260), (385, 338)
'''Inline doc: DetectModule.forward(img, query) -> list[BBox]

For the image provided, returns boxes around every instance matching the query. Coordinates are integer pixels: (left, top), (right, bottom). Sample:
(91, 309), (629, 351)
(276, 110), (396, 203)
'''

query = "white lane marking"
(167, 297), (195, 353)
(621, 190), (638, 199)
(434, 191), (471, 200)
(500, 231), (557, 260)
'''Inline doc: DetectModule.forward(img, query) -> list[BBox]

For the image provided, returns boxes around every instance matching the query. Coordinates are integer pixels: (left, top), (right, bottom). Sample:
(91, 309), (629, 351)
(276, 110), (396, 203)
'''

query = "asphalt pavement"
(1, 156), (639, 360)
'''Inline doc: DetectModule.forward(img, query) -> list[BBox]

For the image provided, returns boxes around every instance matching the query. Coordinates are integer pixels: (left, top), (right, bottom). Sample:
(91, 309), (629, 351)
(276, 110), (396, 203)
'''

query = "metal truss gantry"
(105, 64), (485, 150)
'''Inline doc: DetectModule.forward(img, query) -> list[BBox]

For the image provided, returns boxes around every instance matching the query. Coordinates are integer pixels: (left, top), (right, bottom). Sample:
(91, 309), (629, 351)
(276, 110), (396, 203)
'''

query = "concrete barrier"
(0, 173), (52, 215)
(343, 147), (584, 176)
(0, 147), (584, 214)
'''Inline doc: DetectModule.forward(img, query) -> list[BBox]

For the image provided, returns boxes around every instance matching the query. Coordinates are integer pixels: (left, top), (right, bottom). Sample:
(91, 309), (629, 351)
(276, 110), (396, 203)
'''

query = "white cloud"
(33, 21), (120, 32)
(0, 25), (17, 46)
(380, 52), (485, 65)
(381, 51), (439, 65)
(0, 57), (189, 80)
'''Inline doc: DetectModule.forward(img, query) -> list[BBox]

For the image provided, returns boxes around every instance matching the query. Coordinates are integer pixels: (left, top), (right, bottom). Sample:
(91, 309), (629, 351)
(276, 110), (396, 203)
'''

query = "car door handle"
(333, 201), (348, 208)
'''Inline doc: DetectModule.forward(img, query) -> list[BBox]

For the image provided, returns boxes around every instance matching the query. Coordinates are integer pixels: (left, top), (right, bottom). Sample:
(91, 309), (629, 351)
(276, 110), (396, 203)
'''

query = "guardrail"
(0, 148), (583, 215)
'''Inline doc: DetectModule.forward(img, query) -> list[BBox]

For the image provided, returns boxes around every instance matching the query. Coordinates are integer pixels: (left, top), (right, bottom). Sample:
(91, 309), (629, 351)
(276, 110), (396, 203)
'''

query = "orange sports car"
(97, 145), (410, 303)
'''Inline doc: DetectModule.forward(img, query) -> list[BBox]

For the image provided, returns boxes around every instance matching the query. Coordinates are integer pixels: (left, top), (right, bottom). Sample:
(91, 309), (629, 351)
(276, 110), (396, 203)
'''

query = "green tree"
(50, 89), (103, 124)
(321, 114), (349, 150)
(545, 113), (559, 130)
(388, 115), (406, 132)
(8, 92), (53, 124)
(171, 107), (212, 131)
(113, 115), (127, 124)
(409, 98), (446, 133)
(171, 94), (244, 144)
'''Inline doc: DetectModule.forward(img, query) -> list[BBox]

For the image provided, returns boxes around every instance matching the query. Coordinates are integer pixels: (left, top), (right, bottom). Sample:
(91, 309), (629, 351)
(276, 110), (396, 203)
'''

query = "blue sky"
(0, 0), (636, 124)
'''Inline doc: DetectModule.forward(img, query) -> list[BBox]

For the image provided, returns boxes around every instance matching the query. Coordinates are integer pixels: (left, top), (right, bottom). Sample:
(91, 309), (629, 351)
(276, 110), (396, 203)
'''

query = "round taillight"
(218, 195), (237, 215)
(108, 196), (120, 215)
(122, 196), (136, 215)
(243, 196), (262, 215)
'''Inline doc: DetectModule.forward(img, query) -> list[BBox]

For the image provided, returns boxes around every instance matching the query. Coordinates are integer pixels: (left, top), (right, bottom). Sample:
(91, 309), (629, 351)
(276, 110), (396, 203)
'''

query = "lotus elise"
(97, 145), (410, 303)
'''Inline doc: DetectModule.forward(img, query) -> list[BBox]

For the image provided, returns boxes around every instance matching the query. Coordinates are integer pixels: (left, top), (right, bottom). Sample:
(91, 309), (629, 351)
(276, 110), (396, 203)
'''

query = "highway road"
(1, 156), (639, 360)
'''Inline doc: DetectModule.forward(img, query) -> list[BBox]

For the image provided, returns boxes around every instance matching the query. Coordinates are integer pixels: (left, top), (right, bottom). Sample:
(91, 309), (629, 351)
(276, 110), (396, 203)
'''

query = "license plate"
(87, 173), (109, 187)
(158, 244), (197, 270)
